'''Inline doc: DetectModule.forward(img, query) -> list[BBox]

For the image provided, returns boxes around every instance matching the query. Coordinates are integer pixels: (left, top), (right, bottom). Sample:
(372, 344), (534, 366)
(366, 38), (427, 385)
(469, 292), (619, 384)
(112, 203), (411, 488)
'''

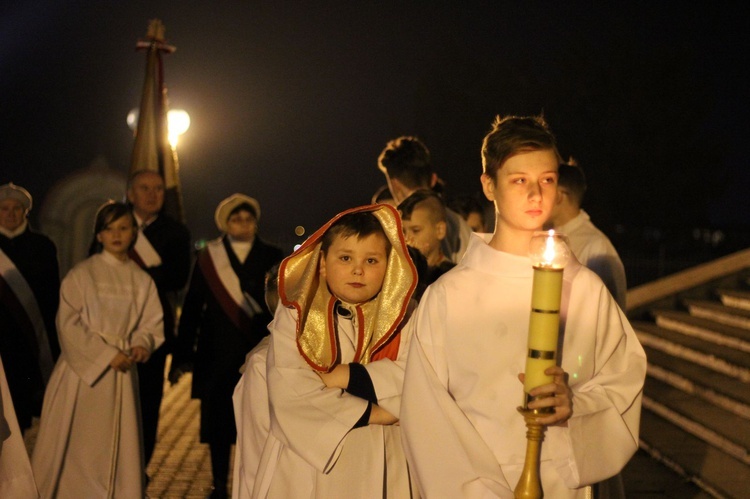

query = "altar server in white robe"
(232, 264), (279, 499)
(548, 161), (627, 309)
(400, 115), (646, 499)
(1, 352), (39, 498)
(253, 205), (419, 498)
(31, 202), (164, 499)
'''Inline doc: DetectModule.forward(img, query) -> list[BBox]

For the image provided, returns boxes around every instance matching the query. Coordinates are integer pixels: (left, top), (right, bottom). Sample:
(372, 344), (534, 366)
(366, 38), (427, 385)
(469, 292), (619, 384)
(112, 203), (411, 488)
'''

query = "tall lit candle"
(523, 230), (569, 411)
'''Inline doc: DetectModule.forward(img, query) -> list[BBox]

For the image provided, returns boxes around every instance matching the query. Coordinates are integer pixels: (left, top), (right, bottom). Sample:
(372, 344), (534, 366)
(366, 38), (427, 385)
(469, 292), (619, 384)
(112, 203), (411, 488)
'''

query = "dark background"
(2, 2), (747, 283)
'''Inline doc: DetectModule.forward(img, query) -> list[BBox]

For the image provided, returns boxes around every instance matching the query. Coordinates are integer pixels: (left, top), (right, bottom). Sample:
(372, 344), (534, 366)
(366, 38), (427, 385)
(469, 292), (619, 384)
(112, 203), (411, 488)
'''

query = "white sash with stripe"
(0, 248), (54, 382)
(206, 239), (263, 319)
(133, 230), (162, 268)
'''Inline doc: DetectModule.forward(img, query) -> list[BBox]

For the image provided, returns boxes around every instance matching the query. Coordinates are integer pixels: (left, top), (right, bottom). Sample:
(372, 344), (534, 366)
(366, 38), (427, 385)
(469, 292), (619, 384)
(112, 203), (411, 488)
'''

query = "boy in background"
(398, 189), (456, 285)
(448, 193), (489, 233)
(548, 161), (627, 308)
(377, 136), (472, 262)
(253, 205), (418, 497)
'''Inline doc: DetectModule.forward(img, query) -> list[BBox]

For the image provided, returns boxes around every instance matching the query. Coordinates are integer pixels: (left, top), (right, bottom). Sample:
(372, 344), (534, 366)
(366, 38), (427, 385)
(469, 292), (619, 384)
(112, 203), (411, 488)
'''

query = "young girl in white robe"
(31, 202), (164, 499)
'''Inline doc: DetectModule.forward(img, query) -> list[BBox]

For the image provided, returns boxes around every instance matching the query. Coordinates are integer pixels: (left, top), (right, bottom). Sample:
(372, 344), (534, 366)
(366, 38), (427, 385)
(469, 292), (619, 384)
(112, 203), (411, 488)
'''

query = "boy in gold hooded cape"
(251, 204), (419, 498)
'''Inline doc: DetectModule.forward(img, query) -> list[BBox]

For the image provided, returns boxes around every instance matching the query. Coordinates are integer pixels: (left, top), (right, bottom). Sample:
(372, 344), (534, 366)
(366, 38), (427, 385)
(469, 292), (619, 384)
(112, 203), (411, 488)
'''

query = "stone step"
(643, 378), (750, 465)
(642, 346), (750, 420)
(652, 309), (750, 352)
(621, 449), (713, 498)
(686, 299), (750, 331)
(640, 405), (750, 498)
(718, 289), (750, 311)
(634, 322), (750, 381)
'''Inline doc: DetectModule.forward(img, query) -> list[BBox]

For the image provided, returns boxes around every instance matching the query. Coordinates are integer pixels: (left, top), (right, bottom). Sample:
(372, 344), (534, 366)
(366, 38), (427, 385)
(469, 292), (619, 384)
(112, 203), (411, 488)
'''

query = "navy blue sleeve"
(346, 362), (377, 404)
(353, 402), (372, 429)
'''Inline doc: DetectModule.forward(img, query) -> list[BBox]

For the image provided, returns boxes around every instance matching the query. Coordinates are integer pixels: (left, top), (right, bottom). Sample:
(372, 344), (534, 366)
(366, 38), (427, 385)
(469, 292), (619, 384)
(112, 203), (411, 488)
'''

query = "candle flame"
(529, 229), (568, 268)
(543, 230), (556, 264)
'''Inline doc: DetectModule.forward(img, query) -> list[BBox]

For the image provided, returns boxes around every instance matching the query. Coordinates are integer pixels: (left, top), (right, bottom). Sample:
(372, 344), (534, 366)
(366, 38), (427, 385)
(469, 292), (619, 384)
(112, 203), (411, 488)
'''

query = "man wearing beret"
(0, 182), (60, 432)
(126, 170), (192, 468)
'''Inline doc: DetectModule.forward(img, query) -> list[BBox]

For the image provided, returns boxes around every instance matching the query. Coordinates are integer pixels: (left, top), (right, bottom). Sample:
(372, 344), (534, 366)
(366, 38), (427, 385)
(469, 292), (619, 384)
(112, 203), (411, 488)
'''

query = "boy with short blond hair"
(252, 205), (418, 498)
(401, 116), (646, 499)
(398, 189), (456, 284)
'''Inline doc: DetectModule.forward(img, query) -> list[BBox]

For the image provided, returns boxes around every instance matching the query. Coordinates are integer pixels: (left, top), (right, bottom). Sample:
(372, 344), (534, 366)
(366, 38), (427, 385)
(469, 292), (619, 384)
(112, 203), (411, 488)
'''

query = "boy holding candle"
(400, 115), (647, 499)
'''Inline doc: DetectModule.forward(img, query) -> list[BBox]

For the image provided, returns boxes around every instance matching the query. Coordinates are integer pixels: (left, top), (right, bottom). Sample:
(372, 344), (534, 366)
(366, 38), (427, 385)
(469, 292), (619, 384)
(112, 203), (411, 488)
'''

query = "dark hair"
(557, 163), (587, 205)
(448, 194), (486, 230)
(407, 245), (429, 302)
(481, 115), (560, 181)
(398, 189), (447, 224)
(371, 185), (394, 205)
(126, 169), (165, 190)
(228, 202), (258, 220)
(321, 211), (391, 255)
(264, 263), (281, 312)
(377, 136), (433, 189)
(265, 263), (280, 294)
(88, 201), (137, 255)
(448, 194), (483, 218)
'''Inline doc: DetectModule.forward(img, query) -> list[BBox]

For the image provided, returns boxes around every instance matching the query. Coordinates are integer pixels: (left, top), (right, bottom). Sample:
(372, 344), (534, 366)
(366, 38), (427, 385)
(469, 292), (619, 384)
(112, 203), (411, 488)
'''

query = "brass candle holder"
(514, 408), (547, 499)
(515, 231), (569, 499)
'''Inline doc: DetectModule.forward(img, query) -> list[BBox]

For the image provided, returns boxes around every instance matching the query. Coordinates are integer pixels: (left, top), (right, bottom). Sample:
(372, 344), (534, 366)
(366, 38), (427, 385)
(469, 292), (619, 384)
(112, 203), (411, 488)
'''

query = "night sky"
(1, 2), (747, 250)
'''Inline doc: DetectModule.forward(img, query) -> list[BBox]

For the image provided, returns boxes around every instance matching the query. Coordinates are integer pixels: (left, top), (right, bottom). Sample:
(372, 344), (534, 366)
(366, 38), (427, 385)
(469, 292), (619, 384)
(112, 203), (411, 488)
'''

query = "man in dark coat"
(126, 170), (192, 466)
(0, 183), (60, 431)
(170, 194), (283, 498)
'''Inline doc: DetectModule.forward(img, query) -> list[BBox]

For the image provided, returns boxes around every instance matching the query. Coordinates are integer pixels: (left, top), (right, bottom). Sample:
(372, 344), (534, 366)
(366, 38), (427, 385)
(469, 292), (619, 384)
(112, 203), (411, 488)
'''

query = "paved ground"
(25, 372), (229, 499)
(24, 370), (711, 499)
(143, 373), (227, 498)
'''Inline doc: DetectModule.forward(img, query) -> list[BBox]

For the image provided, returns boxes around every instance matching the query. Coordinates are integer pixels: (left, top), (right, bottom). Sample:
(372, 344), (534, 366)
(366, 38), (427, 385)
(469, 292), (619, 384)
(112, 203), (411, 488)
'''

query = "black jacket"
(174, 236), (283, 400)
(137, 214), (192, 347)
(0, 227), (60, 429)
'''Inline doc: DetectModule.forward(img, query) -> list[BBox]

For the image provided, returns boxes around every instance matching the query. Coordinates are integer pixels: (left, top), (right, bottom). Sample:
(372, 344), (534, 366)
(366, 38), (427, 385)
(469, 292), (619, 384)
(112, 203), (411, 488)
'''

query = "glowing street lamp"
(166, 109), (190, 147)
(126, 108), (191, 147)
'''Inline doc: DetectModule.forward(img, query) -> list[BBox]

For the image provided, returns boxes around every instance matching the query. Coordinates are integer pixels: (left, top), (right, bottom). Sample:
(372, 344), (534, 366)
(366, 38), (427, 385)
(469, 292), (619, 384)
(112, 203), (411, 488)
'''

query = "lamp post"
(126, 108), (191, 148)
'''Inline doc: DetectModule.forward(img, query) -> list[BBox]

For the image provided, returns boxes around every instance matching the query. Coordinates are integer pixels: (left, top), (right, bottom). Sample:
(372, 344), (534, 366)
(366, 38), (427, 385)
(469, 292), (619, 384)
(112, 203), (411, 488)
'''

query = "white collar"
(99, 250), (130, 265)
(228, 236), (254, 263)
(0, 219), (28, 239)
(556, 210), (590, 235)
(134, 212), (158, 230)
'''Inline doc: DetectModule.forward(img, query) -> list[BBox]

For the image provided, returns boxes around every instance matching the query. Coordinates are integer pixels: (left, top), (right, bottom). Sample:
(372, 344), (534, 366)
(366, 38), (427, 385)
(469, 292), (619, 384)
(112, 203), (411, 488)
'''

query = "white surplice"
(0, 353), (39, 498)
(31, 251), (164, 499)
(232, 336), (270, 499)
(401, 235), (646, 499)
(556, 210), (627, 309)
(252, 305), (416, 498)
